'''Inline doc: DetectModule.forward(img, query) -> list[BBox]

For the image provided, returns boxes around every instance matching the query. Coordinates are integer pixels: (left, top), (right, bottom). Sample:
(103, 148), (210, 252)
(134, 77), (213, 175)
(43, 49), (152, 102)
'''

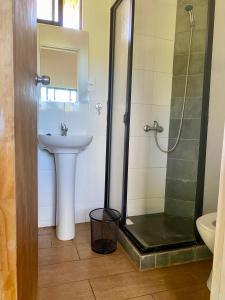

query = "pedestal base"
(55, 153), (77, 241)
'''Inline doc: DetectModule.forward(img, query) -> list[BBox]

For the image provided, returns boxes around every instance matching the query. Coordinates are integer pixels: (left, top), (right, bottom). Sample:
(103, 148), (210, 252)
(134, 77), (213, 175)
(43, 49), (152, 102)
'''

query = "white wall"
(203, 0), (225, 214)
(38, 0), (111, 227)
(127, 0), (177, 216)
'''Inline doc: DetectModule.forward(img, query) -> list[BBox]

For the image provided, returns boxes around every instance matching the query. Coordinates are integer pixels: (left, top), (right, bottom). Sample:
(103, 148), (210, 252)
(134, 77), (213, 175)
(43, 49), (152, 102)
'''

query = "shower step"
(118, 229), (212, 271)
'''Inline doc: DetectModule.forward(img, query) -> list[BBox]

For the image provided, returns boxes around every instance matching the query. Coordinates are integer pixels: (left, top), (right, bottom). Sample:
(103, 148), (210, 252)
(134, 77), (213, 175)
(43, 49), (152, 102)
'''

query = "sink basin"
(38, 133), (93, 241)
(38, 134), (93, 154)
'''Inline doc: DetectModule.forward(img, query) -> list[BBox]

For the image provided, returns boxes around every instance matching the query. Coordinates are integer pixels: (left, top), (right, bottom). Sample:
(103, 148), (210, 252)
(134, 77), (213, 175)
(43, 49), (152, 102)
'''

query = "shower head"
(185, 4), (195, 28)
(185, 4), (193, 12)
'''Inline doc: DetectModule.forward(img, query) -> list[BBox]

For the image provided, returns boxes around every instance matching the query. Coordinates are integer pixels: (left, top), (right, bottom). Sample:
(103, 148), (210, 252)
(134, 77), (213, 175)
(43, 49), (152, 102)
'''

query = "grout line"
(167, 157), (198, 162)
(124, 288), (171, 300)
(173, 74), (204, 78)
(38, 258), (80, 267)
(38, 270), (139, 289)
(88, 279), (97, 300)
(73, 243), (81, 260)
(168, 138), (200, 141)
(38, 252), (129, 267)
(170, 117), (201, 120)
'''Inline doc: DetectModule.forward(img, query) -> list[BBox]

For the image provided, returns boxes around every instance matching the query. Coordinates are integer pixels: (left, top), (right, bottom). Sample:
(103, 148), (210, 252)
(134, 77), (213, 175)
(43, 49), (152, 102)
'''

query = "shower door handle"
(123, 112), (129, 125)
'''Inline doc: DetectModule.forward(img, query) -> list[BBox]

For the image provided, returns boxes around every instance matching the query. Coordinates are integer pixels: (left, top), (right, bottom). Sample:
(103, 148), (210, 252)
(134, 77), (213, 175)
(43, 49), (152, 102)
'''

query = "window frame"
(37, 0), (82, 30)
(40, 86), (78, 103)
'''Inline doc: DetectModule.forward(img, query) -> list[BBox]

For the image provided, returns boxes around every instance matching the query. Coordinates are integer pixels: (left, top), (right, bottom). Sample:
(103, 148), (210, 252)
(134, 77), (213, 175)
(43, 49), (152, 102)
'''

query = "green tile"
(173, 54), (189, 76)
(167, 158), (198, 181)
(170, 248), (195, 264)
(175, 30), (207, 55)
(174, 32), (190, 55)
(178, 0), (209, 8)
(170, 97), (202, 119)
(172, 75), (204, 98)
(184, 98), (202, 118)
(195, 246), (212, 260)
(189, 53), (206, 75)
(165, 198), (195, 218)
(173, 54), (205, 76)
(168, 139), (199, 161)
(172, 76), (186, 97)
(187, 75), (204, 97)
(118, 230), (140, 268)
(169, 118), (201, 140)
(166, 179), (197, 202)
(141, 255), (155, 271)
(176, 3), (208, 33)
(156, 253), (170, 267)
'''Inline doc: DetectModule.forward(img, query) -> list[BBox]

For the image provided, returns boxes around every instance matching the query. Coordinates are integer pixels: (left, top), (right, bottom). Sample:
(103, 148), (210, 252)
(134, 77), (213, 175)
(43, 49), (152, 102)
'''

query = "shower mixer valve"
(143, 121), (164, 133)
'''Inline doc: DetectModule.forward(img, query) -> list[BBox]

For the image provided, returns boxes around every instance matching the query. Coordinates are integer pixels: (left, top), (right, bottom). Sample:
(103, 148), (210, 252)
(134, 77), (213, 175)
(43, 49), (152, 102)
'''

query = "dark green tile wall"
(165, 0), (209, 218)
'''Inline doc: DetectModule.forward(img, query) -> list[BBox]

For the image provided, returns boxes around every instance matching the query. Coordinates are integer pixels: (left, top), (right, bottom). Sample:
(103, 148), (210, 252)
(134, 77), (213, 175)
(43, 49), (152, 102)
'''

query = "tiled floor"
(38, 223), (211, 300)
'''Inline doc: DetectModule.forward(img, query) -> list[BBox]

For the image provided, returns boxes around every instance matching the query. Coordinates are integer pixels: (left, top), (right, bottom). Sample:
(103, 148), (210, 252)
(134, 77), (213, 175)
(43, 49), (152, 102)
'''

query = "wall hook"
(95, 103), (103, 115)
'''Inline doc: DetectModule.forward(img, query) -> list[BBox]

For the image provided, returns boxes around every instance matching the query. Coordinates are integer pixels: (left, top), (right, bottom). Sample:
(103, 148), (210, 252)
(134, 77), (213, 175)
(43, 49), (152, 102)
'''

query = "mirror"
(38, 24), (89, 102)
(40, 47), (78, 103)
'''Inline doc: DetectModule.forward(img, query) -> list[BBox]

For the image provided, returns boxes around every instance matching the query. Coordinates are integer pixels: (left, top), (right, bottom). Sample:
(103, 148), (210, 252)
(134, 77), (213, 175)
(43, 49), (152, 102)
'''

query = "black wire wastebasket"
(89, 208), (121, 254)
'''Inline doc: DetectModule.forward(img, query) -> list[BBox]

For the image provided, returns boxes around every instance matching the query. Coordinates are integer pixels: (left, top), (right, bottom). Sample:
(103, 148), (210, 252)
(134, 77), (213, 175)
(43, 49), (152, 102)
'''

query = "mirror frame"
(37, 23), (89, 102)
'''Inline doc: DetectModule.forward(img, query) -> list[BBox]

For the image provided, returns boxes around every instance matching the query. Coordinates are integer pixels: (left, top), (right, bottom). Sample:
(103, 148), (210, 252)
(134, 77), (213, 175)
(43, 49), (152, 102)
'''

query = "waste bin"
(89, 208), (121, 254)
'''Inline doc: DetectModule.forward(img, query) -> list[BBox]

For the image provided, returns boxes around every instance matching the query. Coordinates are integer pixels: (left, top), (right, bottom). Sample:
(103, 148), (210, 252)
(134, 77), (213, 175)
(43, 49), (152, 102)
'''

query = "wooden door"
(0, 0), (38, 299)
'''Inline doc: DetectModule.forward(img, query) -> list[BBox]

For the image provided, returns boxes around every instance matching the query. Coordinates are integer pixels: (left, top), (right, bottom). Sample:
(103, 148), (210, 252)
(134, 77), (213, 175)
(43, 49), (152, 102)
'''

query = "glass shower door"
(105, 0), (134, 218)
(124, 0), (211, 252)
(106, 0), (213, 253)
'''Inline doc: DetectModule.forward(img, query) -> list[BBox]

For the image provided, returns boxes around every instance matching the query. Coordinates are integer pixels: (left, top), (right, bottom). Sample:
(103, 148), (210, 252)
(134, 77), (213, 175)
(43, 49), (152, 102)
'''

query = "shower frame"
(104, 0), (215, 253)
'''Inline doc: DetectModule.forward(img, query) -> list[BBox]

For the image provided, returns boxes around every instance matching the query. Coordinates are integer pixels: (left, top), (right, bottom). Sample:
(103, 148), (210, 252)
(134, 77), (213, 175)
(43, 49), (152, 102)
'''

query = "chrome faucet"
(143, 121), (164, 133)
(61, 123), (68, 136)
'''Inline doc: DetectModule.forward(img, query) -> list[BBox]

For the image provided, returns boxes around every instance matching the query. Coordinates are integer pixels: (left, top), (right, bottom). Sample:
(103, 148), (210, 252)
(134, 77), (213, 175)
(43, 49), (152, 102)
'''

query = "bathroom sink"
(38, 133), (93, 241)
(38, 134), (93, 154)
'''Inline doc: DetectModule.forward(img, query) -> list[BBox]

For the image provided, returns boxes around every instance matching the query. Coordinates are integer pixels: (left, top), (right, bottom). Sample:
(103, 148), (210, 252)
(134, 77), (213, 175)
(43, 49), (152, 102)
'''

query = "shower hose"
(154, 25), (194, 153)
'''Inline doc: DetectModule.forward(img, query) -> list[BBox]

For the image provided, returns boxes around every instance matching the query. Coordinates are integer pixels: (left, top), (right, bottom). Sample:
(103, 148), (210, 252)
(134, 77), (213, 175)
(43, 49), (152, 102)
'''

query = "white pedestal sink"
(38, 134), (93, 241)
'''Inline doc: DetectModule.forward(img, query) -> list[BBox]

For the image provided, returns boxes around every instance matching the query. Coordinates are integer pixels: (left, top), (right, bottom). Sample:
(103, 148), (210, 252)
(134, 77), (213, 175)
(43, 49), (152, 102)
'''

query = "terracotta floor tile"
(181, 260), (212, 283)
(38, 280), (95, 300)
(76, 241), (124, 260)
(90, 266), (204, 300)
(152, 284), (210, 300)
(38, 224), (91, 248)
(38, 227), (55, 236)
(128, 295), (154, 300)
(74, 229), (91, 244)
(38, 246), (79, 266)
(76, 223), (90, 232)
(51, 235), (74, 248)
(38, 235), (52, 249)
(38, 254), (135, 287)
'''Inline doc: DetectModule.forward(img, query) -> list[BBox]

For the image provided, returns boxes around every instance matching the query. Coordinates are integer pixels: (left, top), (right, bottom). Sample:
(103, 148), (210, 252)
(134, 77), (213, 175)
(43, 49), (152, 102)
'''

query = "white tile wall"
(127, 0), (177, 217)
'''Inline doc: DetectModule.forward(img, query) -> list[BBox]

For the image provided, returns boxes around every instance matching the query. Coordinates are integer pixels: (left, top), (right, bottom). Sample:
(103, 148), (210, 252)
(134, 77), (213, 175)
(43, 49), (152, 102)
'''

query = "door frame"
(211, 126), (225, 299)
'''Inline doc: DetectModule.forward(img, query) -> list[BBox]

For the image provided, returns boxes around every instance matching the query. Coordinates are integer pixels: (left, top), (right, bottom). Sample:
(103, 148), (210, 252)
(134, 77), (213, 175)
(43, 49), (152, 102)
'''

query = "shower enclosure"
(105, 0), (215, 253)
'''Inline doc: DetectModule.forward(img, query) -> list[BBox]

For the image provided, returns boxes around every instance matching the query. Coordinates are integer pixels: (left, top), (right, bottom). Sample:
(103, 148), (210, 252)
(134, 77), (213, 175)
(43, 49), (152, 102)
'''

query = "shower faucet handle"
(143, 121), (164, 133)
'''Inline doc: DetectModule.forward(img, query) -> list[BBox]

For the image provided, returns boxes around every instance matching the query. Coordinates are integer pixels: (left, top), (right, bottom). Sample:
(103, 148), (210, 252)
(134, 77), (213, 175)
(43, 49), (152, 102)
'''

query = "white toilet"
(196, 212), (217, 290)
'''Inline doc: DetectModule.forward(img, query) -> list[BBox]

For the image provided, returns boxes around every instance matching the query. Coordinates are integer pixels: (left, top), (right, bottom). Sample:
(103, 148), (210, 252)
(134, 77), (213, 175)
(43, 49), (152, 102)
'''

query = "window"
(37, 0), (82, 30)
(37, 0), (61, 24)
(41, 86), (78, 103)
